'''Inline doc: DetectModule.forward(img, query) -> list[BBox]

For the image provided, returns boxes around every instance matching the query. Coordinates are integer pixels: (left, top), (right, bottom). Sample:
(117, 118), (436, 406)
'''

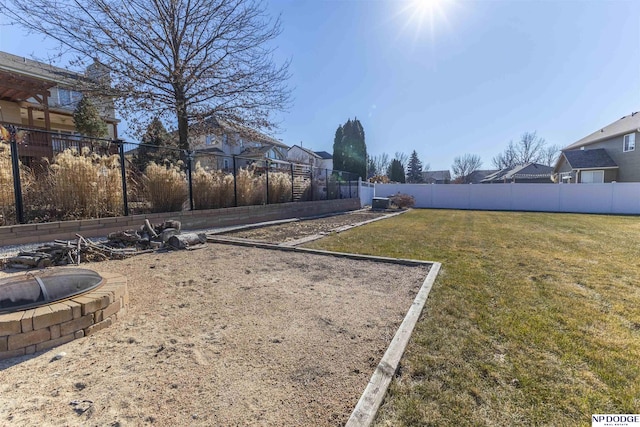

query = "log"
(166, 233), (206, 250)
(159, 228), (180, 243)
(144, 219), (159, 238)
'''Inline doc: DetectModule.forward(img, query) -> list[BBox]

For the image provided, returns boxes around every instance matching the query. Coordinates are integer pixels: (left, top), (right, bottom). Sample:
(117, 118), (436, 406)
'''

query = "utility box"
(372, 197), (390, 210)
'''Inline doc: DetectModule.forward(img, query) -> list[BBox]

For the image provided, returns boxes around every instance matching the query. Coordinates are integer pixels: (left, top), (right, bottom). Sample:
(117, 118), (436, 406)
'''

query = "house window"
(205, 135), (213, 145)
(623, 133), (635, 152)
(223, 158), (230, 169)
(57, 88), (82, 109)
(222, 134), (228, 145)
(580, 170), (604, 183)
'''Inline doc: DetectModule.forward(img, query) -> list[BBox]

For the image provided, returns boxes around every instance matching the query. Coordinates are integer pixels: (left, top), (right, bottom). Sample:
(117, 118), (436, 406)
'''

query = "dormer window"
(623, 133), (635, 152)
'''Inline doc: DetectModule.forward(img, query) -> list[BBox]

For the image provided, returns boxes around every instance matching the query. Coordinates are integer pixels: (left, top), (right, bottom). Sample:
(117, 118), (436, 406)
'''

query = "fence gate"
(292, 164), (311, 201)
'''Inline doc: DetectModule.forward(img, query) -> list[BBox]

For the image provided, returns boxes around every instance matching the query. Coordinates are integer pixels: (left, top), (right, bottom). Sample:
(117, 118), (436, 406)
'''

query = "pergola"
(0, 70), (57, 130)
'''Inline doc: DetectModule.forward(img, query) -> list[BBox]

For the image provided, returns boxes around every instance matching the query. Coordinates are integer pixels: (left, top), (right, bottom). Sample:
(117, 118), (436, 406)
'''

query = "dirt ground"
(0, 243), (429, 426)
(221, 211), (392, 243)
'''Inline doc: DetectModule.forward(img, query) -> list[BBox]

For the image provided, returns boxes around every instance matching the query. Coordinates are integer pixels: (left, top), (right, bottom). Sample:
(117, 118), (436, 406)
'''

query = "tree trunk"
(167, 233), (206, 250)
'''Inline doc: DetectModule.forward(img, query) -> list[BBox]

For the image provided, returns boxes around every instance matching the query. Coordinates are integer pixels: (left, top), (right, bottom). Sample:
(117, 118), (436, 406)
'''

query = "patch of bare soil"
(0, 244), (428, 426)
(223, 211), (393, 243)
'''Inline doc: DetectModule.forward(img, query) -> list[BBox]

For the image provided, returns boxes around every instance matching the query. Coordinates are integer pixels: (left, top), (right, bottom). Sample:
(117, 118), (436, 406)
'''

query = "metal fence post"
(338, 173), (341, 199)
(310, 167), (314, 202)
(290, 163), (294, 202)
(349, 174), (352, 198)
(325, 169), (329, 200)
(9, 126), (25, 224)
(117, 139), (129, 217)
(265, 160), (270, 204)
(233, 156), (238, 207)
(187, 150), (194, 211)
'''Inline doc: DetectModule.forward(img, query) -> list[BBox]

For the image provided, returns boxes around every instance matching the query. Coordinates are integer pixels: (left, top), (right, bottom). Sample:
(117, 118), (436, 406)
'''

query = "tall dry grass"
(191, 163), (235, 209)
(236, 167), (265, 206)
(45, 148), (123, 219)
(143, 162), (188, 212)
(267, 170), (293, 204)
(0, 141), (15, 223)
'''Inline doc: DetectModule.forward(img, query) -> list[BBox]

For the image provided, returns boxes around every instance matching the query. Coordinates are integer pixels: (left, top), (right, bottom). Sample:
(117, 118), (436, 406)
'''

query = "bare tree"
(372, 153), (390, 177)
(394, 151), (409, 169)
(540, 144), (560, 166)
(452, 154), (482, 184)
(492, 131), (551, 169)
(7, 0), (291, 149)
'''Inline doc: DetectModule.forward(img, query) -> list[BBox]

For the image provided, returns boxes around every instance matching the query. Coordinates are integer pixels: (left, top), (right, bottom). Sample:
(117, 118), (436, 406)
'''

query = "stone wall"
(0, 272), (127, 360)
(0, 199), (360, 246)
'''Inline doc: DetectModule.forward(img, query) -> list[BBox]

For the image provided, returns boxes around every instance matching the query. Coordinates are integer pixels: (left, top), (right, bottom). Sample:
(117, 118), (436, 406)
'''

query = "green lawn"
(307, 209), (640, 426)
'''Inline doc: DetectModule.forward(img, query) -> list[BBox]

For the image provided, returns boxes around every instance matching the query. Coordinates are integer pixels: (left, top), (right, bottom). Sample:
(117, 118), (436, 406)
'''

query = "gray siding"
(557, 157), (573, 174)
(583, 132), (640, 181)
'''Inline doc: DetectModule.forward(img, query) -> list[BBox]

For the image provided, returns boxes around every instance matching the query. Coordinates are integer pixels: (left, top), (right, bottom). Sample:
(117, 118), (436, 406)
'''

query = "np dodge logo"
(592, 414), (640, 427)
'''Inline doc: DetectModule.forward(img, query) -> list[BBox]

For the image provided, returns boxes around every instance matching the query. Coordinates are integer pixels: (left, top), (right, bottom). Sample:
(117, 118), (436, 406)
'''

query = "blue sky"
(2, 0), (639, 171)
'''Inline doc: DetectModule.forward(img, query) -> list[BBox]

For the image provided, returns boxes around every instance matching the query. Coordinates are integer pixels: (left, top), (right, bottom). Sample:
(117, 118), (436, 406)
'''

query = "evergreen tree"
(332, 125), (345, 171)
(133, 117), (180, 171)
(73, 96), (108, 138)
(387, 159), (406, 183)
(332, 117), (367, 179)
(407, 150), (424, 183)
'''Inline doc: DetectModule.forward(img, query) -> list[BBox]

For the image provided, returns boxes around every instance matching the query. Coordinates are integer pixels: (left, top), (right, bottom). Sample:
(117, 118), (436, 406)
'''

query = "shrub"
(143, 162), (188, 212)
(369, 175), (390, 184)
(389, 193), (415, 209)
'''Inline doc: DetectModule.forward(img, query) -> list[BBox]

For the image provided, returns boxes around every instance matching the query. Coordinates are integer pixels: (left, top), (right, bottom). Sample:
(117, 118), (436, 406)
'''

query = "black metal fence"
(0, 125), (360, 226)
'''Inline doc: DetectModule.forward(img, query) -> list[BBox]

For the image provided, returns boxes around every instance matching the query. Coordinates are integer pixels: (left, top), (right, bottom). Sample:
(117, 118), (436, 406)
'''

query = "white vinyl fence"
(375, 183), (640, 214)
(358, 180), (375, 208)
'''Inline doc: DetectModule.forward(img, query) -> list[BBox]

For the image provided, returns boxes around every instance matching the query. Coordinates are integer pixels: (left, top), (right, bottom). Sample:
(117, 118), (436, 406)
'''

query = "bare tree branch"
(452, 154), (482, 184)
(492, 131), (552, 169)
(7, 0), (292, 149)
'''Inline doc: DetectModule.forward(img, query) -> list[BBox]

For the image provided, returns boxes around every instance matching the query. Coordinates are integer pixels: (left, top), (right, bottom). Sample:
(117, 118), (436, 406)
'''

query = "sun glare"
(397, 0), (453, 42)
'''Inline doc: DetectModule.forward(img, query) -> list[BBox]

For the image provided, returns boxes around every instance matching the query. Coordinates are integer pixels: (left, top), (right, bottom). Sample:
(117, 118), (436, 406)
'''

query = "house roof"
(422, 170), (451, 181)
(199, 116), (288, 149)
(560, 148), (618, 170)
(195, 147), (225, 155)
(466, 169), (498, 184)
(563, 112), (640, 150)
(240, 145), (280, 159)
(314, 151), (332, 160)
(0, 51), (86, 87)
(481, 163), (553, 183)
(289, 145), (321, 159)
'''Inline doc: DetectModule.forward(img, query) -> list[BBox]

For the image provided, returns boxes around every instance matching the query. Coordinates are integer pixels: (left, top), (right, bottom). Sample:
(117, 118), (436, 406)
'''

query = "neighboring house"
(465, 169), (498, 184)
(0, 51), (119, 163)
(422, 170), (451, 184)
(287, 145), (322, 167)
(481, 163), (553, 183)
(287, 145), (334, 172)
(314, 151), (333, 171)
(190, 117), (289, 171)
(553, 112), (640, 183)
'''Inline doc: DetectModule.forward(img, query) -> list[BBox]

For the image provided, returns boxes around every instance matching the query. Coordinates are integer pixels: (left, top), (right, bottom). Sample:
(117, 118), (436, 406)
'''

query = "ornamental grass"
(191, 164), (235, 209)
(142, 162), (188, 212)
(44, 148), (123, 219)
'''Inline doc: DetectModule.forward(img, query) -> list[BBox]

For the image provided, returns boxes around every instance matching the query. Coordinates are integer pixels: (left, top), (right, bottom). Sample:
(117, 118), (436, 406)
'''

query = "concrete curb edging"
(345, 262), (441, 426)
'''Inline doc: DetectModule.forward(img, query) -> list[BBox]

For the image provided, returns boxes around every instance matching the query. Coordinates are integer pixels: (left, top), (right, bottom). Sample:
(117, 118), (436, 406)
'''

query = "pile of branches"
(4, 219), (207, 270)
